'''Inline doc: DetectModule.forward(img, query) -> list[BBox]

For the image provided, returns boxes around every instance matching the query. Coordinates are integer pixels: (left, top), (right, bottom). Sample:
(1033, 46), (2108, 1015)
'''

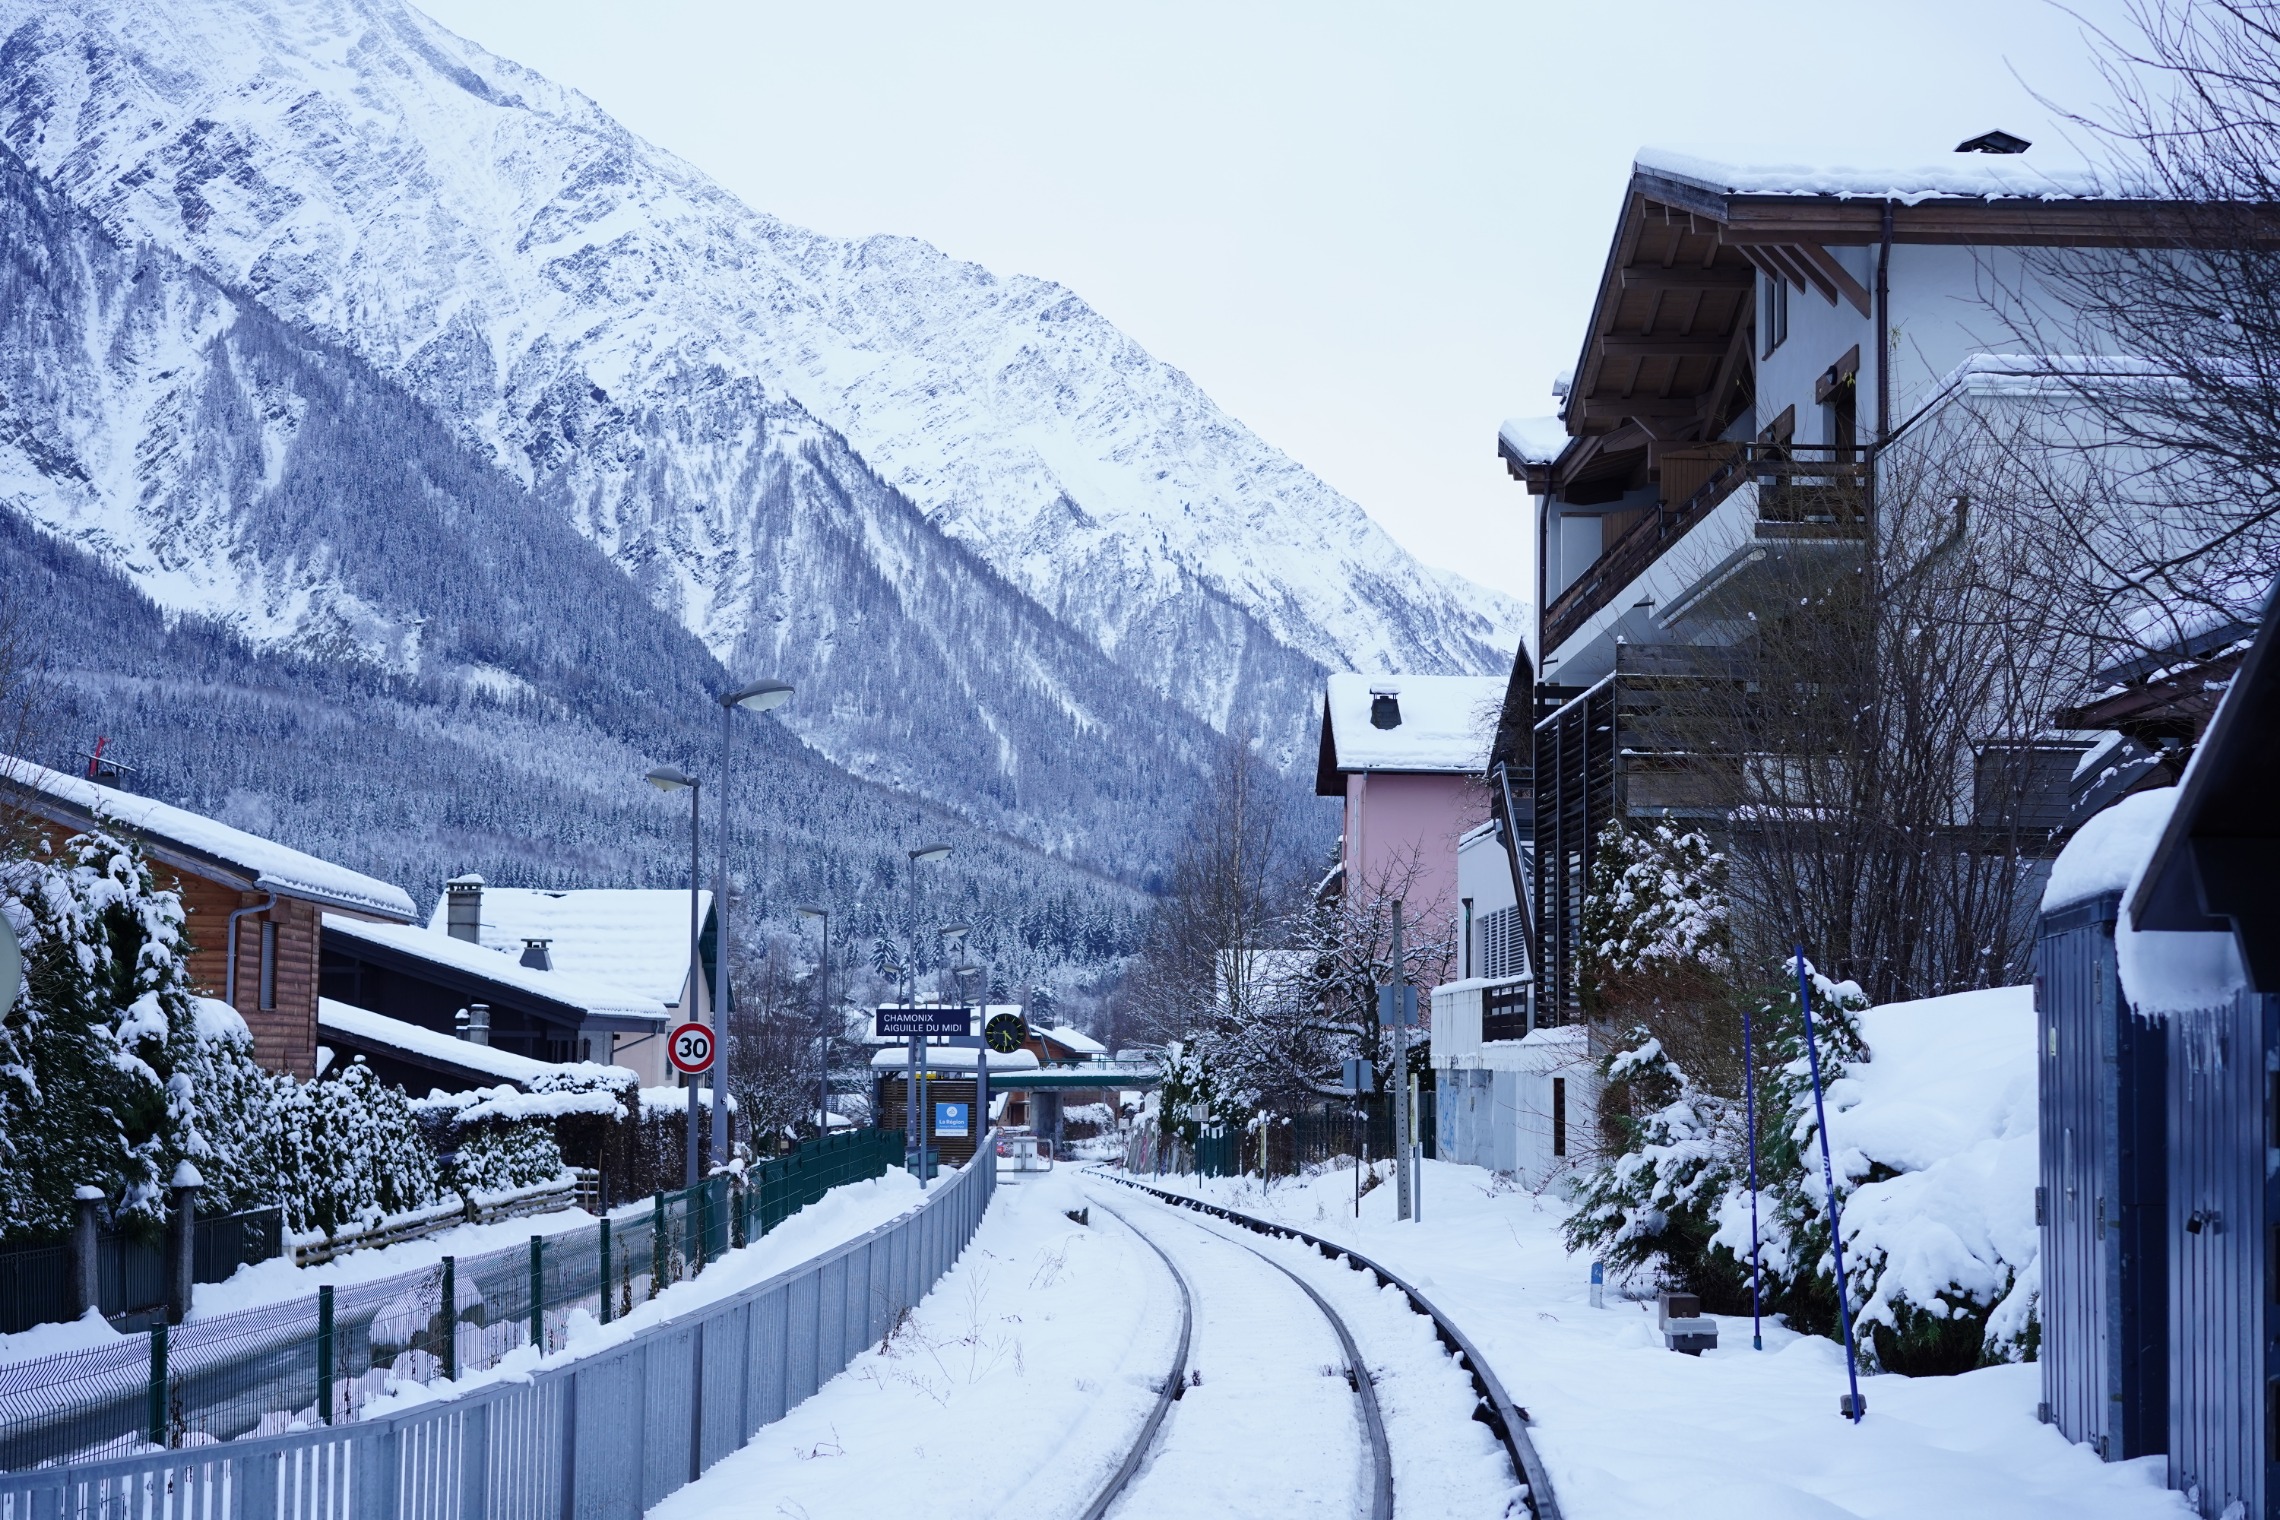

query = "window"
(258, 921), (277, 1011)
(1461, 897), (1474, 978)
(1552, 1077), (1568, 1157)
(1762, 273), (1788, 355)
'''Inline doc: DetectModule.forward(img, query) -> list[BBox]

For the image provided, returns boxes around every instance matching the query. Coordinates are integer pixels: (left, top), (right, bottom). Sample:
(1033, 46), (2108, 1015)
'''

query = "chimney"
(445, 874), (484, 943)
(456, 1002), (491, 1046)
(520, 938), (553, 972)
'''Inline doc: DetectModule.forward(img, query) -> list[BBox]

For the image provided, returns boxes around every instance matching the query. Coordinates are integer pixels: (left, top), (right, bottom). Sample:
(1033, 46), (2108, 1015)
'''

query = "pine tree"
(3, 827), (202, 1237)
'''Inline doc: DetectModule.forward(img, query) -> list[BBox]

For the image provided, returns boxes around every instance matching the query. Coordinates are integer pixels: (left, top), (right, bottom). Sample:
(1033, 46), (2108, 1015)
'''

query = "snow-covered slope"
(0, 139), (1230, 882)
(0, 0), (1522, 760)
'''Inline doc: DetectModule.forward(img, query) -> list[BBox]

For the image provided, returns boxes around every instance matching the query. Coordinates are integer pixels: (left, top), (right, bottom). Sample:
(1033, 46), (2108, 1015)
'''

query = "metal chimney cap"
(446, 873), (486, 890)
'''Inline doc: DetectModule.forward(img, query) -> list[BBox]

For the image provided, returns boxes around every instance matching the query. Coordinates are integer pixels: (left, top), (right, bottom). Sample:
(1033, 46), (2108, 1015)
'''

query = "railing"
(0, 1128), (992, 1518)
(0, 1208), (284, 1335)
(0, 1129), (906, 1475)
(1121, 1101), (1438, 1179)
(1543, 443), (1870, 654)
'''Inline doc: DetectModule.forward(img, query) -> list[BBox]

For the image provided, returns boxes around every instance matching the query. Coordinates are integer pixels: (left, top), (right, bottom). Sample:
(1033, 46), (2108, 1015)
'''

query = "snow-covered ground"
(1135, 1160), (2188, 1520)
(654, 1168), (1518, 1520)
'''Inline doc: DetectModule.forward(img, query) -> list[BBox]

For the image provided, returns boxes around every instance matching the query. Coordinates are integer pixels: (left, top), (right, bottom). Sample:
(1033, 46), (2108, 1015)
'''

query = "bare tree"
(1646, 439), (2092, 1001)
(1120, 734), (1303, 1045)
(1997, 0), (2280, 645)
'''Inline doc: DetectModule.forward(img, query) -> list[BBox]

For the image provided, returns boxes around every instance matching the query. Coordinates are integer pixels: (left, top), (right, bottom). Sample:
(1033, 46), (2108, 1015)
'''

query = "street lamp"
(645, 765), (703, 1189)
(796, 903), (830, 1137)
(713, 679), (793, 1169)
(903, 844), (952, 1182)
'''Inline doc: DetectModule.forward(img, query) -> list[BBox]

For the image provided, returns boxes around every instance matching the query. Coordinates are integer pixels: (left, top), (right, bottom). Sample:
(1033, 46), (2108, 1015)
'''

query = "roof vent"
(1369, 690), (1403, 730)
(1955, 129), (2030, 155)
(520, 938), (552, 971)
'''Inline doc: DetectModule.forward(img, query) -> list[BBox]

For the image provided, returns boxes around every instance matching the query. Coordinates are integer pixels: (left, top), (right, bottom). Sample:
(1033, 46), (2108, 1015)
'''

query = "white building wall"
(1430, 980), (1596, 1191)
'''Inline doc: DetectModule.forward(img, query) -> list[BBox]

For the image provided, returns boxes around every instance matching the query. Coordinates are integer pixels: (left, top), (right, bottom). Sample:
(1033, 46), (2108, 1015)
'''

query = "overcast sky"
(418, 0), (2127, 605)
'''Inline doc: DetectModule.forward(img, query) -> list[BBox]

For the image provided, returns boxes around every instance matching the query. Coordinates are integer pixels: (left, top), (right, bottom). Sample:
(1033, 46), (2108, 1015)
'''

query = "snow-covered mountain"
(0, 0), (1522, 768)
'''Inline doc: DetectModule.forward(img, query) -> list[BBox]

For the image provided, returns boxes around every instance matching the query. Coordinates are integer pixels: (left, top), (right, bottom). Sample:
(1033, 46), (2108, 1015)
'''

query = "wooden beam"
(1760, 244), (1838, 306)
(1600, 336), (1730, 357)
(1571, 397), (1708, 422)
(1618, 266), (1753, 291)
(1791, 242), (1872, 316)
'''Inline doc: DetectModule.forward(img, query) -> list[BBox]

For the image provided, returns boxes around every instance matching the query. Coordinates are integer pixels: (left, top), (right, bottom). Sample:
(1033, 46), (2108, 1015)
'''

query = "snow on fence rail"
(0, 1128), (911, 1476)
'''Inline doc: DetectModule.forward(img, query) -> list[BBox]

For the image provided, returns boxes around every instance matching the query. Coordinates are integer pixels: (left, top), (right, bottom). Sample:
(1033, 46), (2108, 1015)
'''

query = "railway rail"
(1088, 1170), (1560, 1520)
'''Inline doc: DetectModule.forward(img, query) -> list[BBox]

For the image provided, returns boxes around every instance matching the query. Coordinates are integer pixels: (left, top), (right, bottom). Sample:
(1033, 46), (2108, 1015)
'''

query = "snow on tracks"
(1083, 1189), (1391, 1520)
(1095, 1172), (1544, 1520)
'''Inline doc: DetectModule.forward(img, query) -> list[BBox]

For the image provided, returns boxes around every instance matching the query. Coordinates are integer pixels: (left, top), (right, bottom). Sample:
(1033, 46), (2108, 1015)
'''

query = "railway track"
(1080, 1189), (1393, 1520)
(1084, 1172), (1559, 1520)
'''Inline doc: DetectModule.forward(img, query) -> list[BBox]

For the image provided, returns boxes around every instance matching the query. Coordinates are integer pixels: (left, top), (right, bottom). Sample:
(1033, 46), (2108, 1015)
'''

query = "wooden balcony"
(1542, 444), (1868, 654)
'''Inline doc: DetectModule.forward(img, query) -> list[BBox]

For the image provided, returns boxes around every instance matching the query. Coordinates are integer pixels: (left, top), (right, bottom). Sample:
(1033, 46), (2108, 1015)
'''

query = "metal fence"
(1122, 1098), (1438, 1180)
(0, 1129), (905, 1474)
(0, 1208), (284, 1335)
(0, 1127), (992, 1518)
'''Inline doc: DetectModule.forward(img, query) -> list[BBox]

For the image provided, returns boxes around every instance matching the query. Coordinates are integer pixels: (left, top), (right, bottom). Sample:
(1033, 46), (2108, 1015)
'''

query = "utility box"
(2036, 891), (2168, 1461)
(1657, 1290), (1717, 1355)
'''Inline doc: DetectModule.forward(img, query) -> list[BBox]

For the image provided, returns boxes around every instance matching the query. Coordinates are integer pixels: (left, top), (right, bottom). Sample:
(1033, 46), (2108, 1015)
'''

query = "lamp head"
(795, 903), (828, 919)
(908, 842), (953, 865)
(936, 922), (971, 942)
(723, 678), (794, 712)
(645, 765), (696, 793)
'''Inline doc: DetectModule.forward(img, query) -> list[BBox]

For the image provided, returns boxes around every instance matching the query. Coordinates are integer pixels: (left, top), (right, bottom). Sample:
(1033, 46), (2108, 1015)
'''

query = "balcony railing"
(1543, 443), (1870, 655)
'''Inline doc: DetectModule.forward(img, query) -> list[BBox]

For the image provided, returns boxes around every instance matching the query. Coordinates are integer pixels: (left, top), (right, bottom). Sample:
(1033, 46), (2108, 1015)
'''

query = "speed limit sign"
(667, 1021), (716, 1075)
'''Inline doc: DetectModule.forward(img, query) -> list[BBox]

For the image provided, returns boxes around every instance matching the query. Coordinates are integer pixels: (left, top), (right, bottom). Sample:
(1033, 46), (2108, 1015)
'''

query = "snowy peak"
(0, 0), (1522, 718)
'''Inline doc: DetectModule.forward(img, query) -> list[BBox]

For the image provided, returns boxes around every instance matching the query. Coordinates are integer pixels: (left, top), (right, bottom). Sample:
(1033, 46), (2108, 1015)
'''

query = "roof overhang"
(323, 921), (625, 1029)
(2, 785), (416, 920)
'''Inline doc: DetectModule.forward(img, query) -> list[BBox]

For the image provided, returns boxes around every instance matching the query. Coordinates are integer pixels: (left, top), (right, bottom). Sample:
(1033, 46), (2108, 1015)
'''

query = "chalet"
(1498, 146), (2198, 1015)
(319, 913), (675, 1085)
(1315, 672), (1505, 932)
(0, 757), (415, 1076)
(422, 879), (716, 1026)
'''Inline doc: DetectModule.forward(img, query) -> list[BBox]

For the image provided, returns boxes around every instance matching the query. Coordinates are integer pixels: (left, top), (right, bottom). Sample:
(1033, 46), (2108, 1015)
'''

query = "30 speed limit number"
(668, 1021), (716, 1075)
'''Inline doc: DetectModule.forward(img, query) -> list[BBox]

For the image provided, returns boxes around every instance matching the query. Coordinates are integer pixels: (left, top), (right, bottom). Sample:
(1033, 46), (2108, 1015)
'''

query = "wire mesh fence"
(0, 1129), (904, 1472)
(0, 1207), (285, 1335)
(0, 1130), (994, 1520)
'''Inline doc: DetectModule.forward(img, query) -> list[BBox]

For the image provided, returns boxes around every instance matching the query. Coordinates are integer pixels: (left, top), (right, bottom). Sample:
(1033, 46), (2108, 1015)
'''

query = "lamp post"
(713, 678), (793, 1168)
(645, 765), (702, 1189)
(796, 903), (830, 1136)
(903, 844), (952, 1182)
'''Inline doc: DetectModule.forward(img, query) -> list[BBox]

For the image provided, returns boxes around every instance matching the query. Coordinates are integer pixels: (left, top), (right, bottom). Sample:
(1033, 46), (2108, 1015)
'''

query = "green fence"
(1125, 1097), (1437, 1181)
(0, 1129), (904, 1471)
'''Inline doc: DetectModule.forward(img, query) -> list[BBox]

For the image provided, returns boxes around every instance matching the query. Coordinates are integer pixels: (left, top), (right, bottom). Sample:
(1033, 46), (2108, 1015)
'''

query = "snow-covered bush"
(1581, 821), (1730, 993)
(1563, 1029), (1749, 1305)
(1718, 979), (2041, 1372)
(1156, 1038), (1250, 1143)
(258, 1060), (439, 1235)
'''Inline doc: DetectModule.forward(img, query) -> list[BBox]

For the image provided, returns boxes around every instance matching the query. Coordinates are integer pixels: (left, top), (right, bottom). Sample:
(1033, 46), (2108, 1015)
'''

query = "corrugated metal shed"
(2125, 583), (2278, 1519)
(2035, 890), (2167, 1460)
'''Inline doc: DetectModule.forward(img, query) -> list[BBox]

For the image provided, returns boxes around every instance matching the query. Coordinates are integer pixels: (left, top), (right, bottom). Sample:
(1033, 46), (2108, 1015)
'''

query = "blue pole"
(1745, 1001), (1762, 1351)
(1797, 948), (1864, 1421)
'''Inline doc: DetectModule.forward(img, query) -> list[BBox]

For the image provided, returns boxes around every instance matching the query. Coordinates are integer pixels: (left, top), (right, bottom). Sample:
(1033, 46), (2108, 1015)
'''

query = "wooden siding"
(36, 819), (325, 1079)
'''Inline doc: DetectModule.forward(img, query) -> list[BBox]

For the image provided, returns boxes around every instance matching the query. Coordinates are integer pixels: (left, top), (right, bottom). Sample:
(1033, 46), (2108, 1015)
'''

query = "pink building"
(1314, 674), (1506, 933)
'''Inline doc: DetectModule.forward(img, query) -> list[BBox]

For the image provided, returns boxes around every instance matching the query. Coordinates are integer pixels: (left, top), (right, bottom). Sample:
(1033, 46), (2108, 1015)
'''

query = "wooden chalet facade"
(1496, 149), (2198, 1015)
(1, 758), (417, 1077)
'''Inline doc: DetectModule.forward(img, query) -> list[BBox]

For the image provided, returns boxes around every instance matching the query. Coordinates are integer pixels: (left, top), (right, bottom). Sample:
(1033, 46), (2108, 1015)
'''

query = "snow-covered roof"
(1044, 1024), (1105, 1056)
(869, 1045), (1042, 1072)
(1498, 416), (1569, 466)
(424, 887), (710, 1010)
(2041, 788), (2179, 914)
(1322, 673), (1503, 773)
(1, 756), (415, 920)
(318, 998), (566, 1086)
(323, 914), (668, 1021)
(1635, 147), (2111, 205)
